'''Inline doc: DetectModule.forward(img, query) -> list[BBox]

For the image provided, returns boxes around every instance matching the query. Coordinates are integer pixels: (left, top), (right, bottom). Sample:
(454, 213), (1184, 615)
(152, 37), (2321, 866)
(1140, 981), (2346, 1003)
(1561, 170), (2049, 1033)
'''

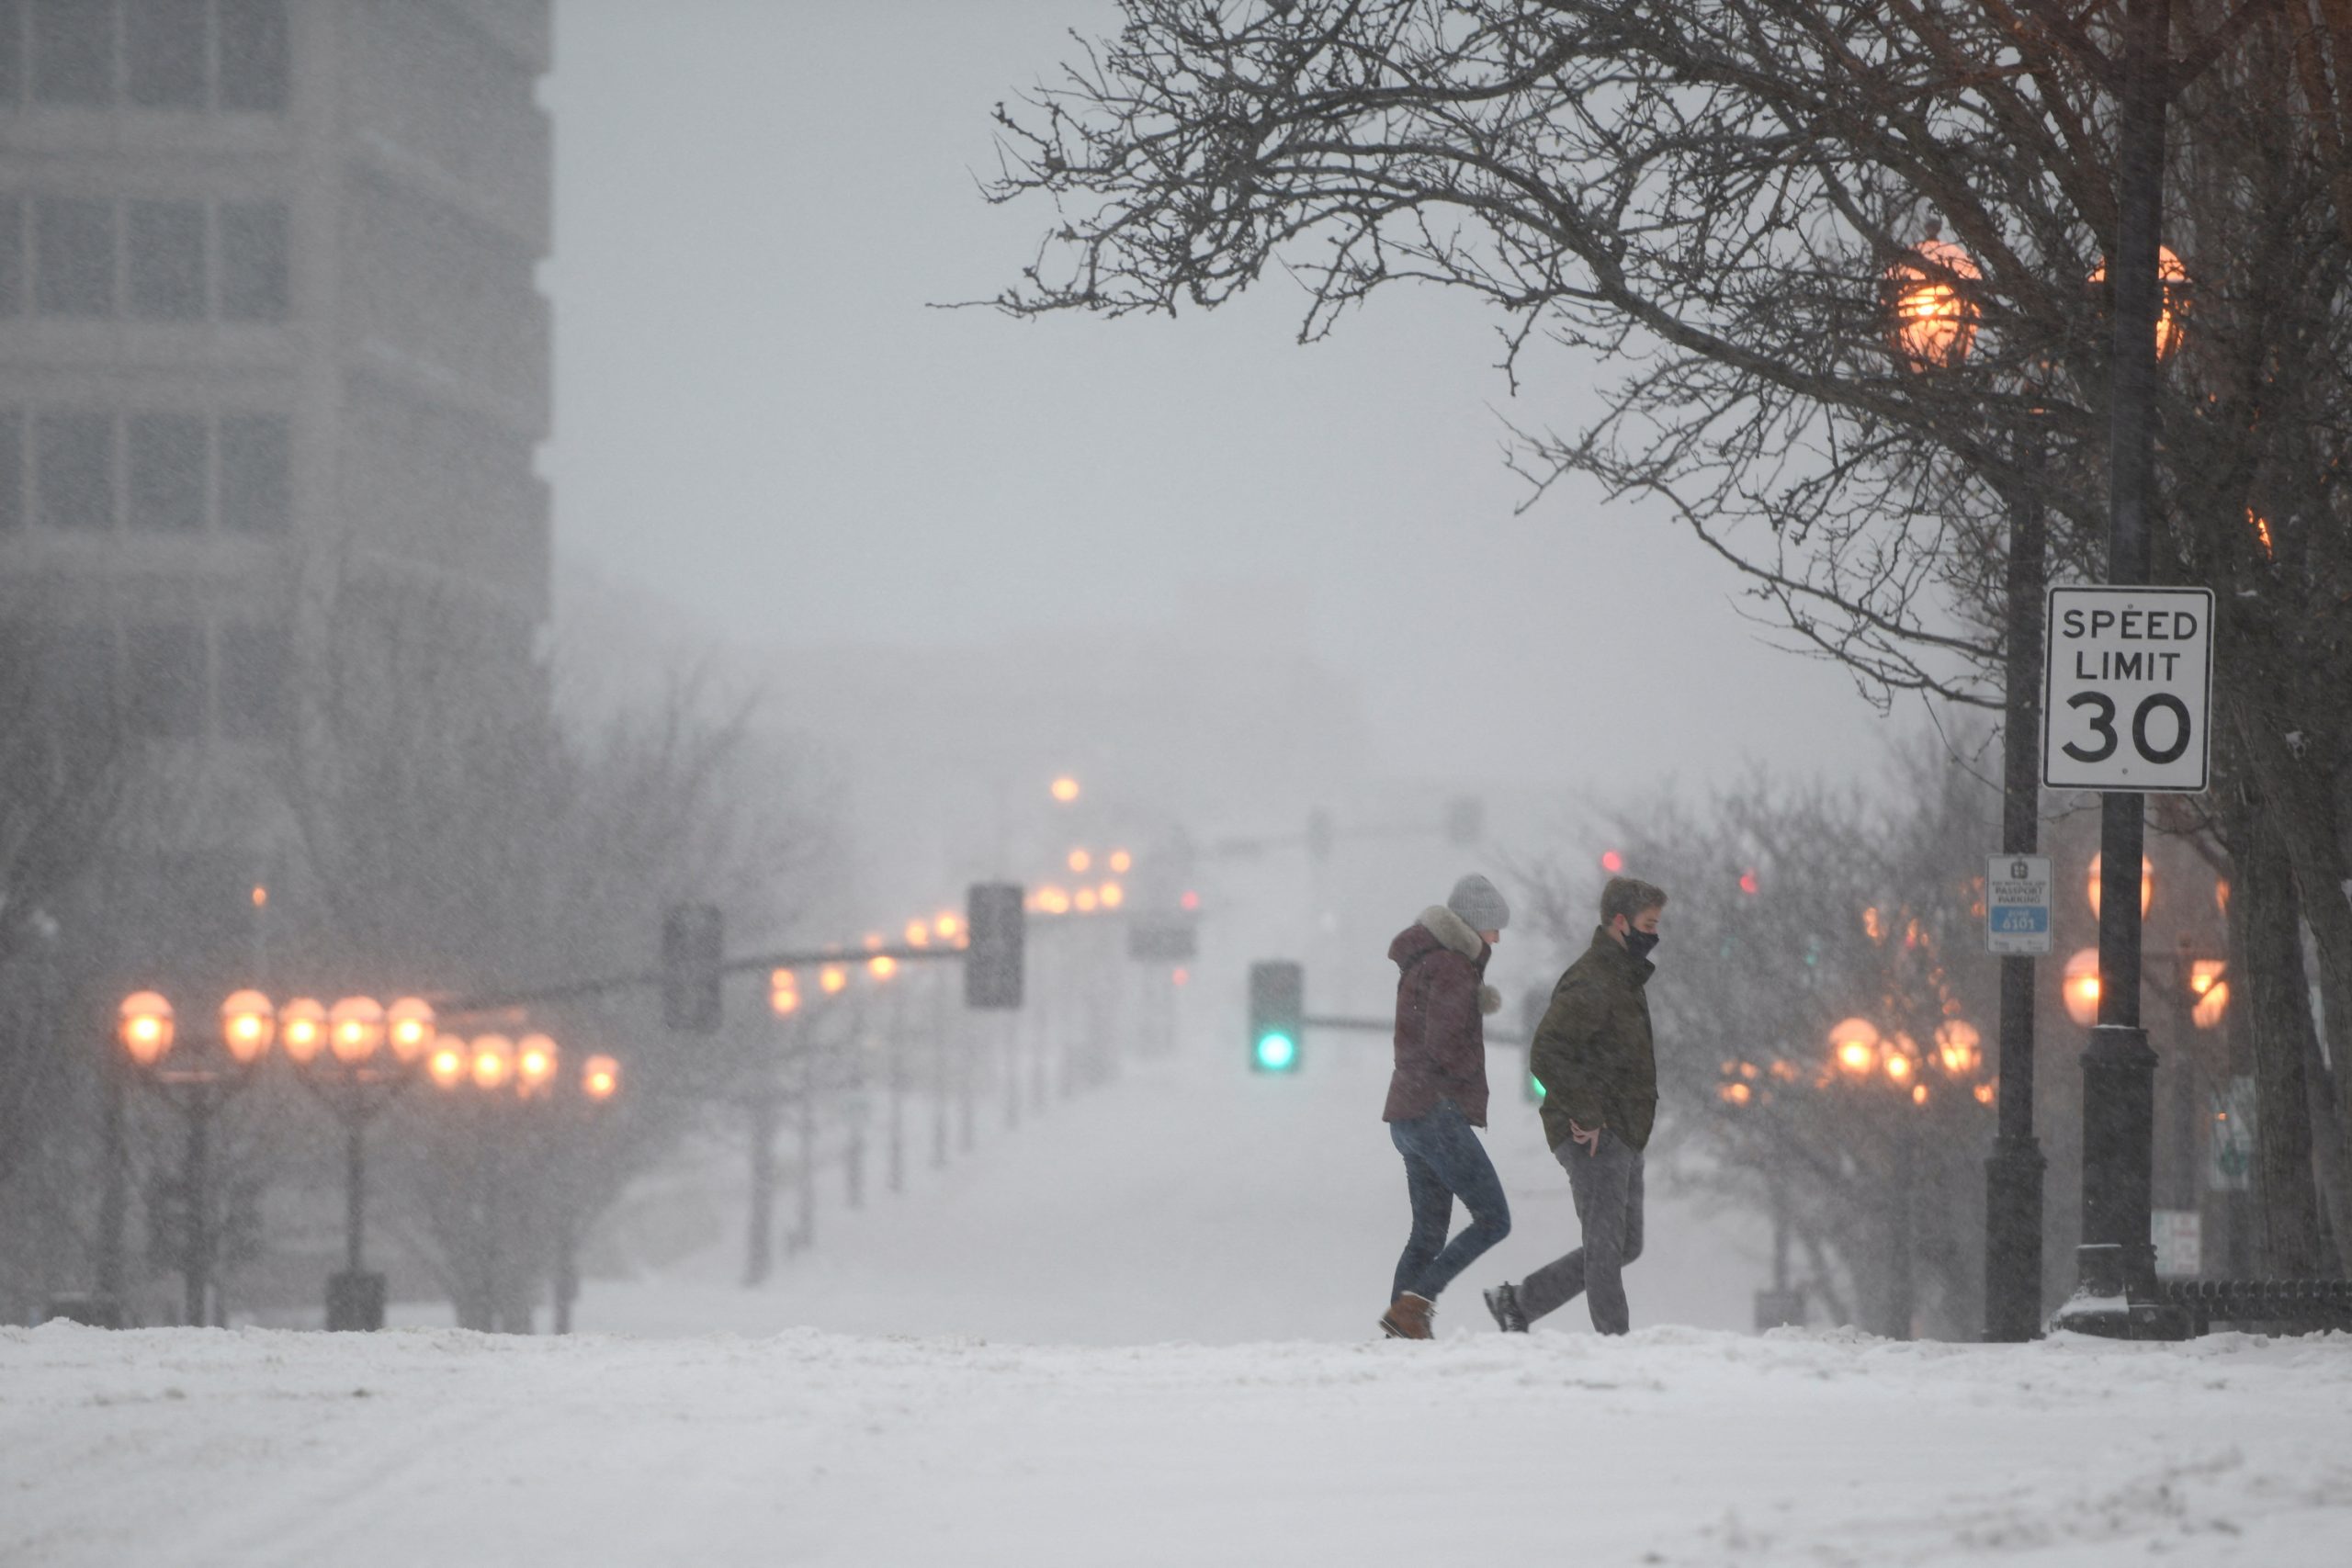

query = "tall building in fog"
(0, 0), (551, 946)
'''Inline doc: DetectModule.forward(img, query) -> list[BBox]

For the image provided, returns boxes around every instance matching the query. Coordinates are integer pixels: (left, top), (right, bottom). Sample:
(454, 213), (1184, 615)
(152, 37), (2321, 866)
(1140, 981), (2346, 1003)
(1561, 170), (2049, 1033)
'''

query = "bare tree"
(986, 0), (2352, 1269)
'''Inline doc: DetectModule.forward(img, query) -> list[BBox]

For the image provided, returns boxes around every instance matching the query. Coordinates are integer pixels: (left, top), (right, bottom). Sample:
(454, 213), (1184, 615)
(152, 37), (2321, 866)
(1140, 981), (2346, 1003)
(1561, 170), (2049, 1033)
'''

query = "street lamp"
(2063, 948), (2103, 1029)
(1830, 1017), (1880, 1077)
(1882, 222), (1980, 370)
(2085, 852), (2154, 919)
(1885, 220), (2057, 1340)
(288, 993), (435, 1331)
(116, 988), (272, 1326)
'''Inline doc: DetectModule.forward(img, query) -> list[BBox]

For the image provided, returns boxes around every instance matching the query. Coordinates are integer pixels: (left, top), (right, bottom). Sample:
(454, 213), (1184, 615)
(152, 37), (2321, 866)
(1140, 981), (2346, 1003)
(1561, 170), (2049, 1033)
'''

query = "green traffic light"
(1530, 1075), (1545, 1099)
(1255, 1032), (1297, 1071)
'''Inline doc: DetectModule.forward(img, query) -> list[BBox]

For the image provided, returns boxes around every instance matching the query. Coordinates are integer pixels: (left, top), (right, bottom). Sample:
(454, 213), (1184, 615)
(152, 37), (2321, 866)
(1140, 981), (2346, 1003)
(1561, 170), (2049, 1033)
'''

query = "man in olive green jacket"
(1484, 875), (1666, 1336)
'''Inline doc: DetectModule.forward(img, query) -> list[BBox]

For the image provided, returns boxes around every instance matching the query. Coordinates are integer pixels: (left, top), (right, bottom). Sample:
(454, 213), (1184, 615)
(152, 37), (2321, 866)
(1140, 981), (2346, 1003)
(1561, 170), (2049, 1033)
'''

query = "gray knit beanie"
(1446, 874), (1510, 933)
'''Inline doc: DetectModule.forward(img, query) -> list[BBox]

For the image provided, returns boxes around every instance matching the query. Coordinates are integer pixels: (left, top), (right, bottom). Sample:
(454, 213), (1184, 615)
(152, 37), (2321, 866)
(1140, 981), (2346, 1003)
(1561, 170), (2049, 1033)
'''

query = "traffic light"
(965, 882), (1025, 1009)
(1521, 985), (1551, 1102)
(1248, 961), (1304, 1073)
(662, 903), (724, 1032)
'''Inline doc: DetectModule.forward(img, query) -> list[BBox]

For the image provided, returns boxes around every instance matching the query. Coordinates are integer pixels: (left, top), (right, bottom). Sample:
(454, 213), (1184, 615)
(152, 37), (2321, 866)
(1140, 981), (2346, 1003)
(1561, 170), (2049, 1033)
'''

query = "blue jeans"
(1388, 1100), (1511, 1303)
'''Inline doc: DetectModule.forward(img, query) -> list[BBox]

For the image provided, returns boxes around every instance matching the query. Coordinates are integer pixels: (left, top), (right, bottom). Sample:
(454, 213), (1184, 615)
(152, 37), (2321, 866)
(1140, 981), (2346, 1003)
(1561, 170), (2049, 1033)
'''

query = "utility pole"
(1985, 430), (2049, 1341)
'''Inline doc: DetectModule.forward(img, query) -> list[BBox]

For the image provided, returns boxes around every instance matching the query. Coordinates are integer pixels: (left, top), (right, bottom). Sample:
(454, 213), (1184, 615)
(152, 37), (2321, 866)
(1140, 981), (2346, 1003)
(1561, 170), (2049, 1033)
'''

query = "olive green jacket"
(1531, 925), (1659, 1152)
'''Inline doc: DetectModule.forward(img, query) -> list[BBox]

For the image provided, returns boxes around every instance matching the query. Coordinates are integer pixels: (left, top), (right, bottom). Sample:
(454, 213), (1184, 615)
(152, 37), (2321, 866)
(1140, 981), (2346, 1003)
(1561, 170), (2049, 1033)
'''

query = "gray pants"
(1516, 1129), (1645, 1334)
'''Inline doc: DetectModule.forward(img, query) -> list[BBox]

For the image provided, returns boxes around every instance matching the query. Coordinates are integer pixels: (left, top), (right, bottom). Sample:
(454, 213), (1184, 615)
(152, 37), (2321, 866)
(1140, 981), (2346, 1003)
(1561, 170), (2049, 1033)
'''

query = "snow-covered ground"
(13, 1031), (2351, 1565)
(7, 1322), (2351, 1566)
(515, 1013), (1769, 1344)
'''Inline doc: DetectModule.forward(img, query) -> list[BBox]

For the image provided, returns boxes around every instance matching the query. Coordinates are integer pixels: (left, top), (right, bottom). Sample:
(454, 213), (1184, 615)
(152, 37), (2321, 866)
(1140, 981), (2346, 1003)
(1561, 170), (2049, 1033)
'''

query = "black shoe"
(1485, 1282), (1529, 1333)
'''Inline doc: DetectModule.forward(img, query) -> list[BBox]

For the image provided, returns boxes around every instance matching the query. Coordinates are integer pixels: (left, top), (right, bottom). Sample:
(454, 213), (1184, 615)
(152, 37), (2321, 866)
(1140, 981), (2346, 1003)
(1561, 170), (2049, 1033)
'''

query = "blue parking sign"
(1986, 855), (2052, 956)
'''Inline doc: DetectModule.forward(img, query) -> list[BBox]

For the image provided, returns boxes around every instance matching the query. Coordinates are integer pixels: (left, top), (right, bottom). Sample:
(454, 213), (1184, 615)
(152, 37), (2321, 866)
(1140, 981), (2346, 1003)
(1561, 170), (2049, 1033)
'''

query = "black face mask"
(1622, 924), (1660, 961)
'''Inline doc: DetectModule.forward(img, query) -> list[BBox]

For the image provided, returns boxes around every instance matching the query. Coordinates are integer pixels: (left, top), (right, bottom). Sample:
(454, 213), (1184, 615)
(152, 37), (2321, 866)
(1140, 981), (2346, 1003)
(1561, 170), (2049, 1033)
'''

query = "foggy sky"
(540, 0), (1896, 798)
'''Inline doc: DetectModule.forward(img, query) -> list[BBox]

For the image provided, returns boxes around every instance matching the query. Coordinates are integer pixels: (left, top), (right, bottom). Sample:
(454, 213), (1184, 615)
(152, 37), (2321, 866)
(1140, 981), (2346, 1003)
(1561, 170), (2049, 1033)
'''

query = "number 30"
(2064, 692), (2191, 766)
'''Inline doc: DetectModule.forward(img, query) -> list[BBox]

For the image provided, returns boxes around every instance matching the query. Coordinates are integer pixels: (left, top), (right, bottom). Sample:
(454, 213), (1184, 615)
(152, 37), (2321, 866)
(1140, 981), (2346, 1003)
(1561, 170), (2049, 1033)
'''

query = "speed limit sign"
(2043, 586), (2214, 793)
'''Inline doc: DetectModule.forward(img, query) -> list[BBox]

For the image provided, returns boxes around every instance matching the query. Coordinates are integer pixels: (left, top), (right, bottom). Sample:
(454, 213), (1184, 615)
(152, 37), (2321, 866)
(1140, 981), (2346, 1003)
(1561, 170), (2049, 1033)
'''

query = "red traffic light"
(1600, 850), (1624, 874)
(1739, 869), (1760, 896)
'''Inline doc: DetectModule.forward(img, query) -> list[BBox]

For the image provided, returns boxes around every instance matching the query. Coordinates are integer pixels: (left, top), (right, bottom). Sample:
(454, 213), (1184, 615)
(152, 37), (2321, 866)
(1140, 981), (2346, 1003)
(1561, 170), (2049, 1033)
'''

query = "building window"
(0, 197), (19, 314)
(127, 412), (206, 532)
(217, 412), (287, 533)
(7, 195), (287, 321)
(215, 0), (284, 112)
(34, 410), (112, 530)
(215, 620), (287, 738)
(32, 195), (115, 317)
(0, 411), (22, 532)
(0, 5), (22, 107)
(126, 620), (204, 737)
(127, 198), (206, 320)
(216, 200), (286, 320)
(30, 0), (114, 106)
(124, 0), (205, 109)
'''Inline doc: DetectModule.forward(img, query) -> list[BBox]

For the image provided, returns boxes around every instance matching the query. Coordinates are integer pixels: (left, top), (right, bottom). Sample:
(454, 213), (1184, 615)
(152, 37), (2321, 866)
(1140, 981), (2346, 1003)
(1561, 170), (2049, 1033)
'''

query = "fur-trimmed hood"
(1413, 906), (1503, 1015)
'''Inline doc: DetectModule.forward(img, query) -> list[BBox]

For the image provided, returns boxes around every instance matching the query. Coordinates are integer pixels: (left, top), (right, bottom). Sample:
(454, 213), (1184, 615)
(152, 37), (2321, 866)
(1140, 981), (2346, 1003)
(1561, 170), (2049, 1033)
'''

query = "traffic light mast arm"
(436, 944), (969, 1015)
(1301, 1014), (1394, 1033)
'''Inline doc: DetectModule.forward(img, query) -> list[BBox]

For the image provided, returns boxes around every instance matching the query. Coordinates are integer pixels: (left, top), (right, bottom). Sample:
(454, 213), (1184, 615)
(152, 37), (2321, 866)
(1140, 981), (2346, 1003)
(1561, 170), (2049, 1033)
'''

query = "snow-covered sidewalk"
(6, 1323), (2349, 1567)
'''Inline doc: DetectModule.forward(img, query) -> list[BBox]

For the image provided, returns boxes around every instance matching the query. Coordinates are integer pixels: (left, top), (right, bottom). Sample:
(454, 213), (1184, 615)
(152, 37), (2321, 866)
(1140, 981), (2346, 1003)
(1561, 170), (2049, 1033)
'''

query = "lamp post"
(1883, 221), (2050, 1341)
(424, 1028), (614, 1333)
(117, 989), (274, 1326)
(284, 994), (435, 1330)
(2057, 0), (2193, 1339)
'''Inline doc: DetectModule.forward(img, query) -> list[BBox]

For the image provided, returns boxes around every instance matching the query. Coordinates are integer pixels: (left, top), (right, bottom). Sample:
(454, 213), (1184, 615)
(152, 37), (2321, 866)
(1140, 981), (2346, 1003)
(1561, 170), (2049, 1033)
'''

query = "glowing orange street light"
(1934, 1020), (1984, 1077)
(1830, 1017), (1880, 1077)
(1883, 226), (1980, 370)
(1050, 775), (1080, 804)
(820, 964), (848, 995)
(515, 1032), (560, 1096)
(1883, 1045), (1917, 1085)
(1074, 887), (1099, 914)
(329, 997), (387, 1065)
(470, 1034), (514, 1091)
(1911, 1083), (1931, 1106)
(251, 884), (268, 908)
(119, 991), (176, 1066)
(1068, 849), (1092, 874)
(387, 998), (436, 1063)
(905, 919), (932, 949)
(426, 1036), (469, 1089)
(2086, 852), (2154, 919)
(1109, 850), (1133, 874)
(934, 912), (963, 942)
(278, 998), (328, 1065)
(1974, 1081), (1997, 1106)
(1720, 1080), (1754, 1107)
(770, 968), (801, 1016)
(2089, 244), (2189, 362)
(2189, 960), (2229, 1030)
(1036, 886), (1071, 916)
(220, 989), (276, 1065)
(1099, 881), (1125, 909)
(582, 1055), (621, 1101)
(868, 953), (899, 982)
(2063, 947), (2102, 1028)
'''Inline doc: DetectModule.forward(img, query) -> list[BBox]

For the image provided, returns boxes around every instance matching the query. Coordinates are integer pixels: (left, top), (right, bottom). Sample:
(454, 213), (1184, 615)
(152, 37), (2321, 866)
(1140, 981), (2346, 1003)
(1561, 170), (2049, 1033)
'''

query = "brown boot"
(1380, 1292), (1435, 1340)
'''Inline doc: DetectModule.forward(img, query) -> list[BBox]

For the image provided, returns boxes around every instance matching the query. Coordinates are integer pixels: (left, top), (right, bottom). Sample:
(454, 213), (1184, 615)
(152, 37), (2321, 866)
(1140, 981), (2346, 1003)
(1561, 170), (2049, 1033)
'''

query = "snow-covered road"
(6, 1322), (2348, 1567)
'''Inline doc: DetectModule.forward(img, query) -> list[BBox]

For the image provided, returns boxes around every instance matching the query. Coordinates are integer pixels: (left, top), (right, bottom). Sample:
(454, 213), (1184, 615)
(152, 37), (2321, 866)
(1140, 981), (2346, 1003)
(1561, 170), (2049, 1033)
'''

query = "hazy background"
(539, 0), (1893, 810)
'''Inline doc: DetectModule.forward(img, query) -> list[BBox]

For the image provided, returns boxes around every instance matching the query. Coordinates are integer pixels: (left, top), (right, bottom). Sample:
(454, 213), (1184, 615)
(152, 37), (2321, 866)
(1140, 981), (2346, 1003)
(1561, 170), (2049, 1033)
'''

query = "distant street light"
(289, 993), (436, 1331)
(1050, 775), (1080, 804)
(116, 989), (272, 1326)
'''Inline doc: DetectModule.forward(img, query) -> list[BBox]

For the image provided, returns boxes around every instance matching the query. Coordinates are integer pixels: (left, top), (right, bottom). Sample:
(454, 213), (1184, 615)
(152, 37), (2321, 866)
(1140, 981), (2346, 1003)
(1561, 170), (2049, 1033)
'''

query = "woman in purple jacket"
(1378, 874), (1510, 1339)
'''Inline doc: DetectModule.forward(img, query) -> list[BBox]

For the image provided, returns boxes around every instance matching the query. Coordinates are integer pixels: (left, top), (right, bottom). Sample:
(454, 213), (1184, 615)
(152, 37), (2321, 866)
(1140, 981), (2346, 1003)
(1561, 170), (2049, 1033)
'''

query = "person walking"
(1379, 874), (1512, 1339)
(1485, 875), (1667, 1337)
